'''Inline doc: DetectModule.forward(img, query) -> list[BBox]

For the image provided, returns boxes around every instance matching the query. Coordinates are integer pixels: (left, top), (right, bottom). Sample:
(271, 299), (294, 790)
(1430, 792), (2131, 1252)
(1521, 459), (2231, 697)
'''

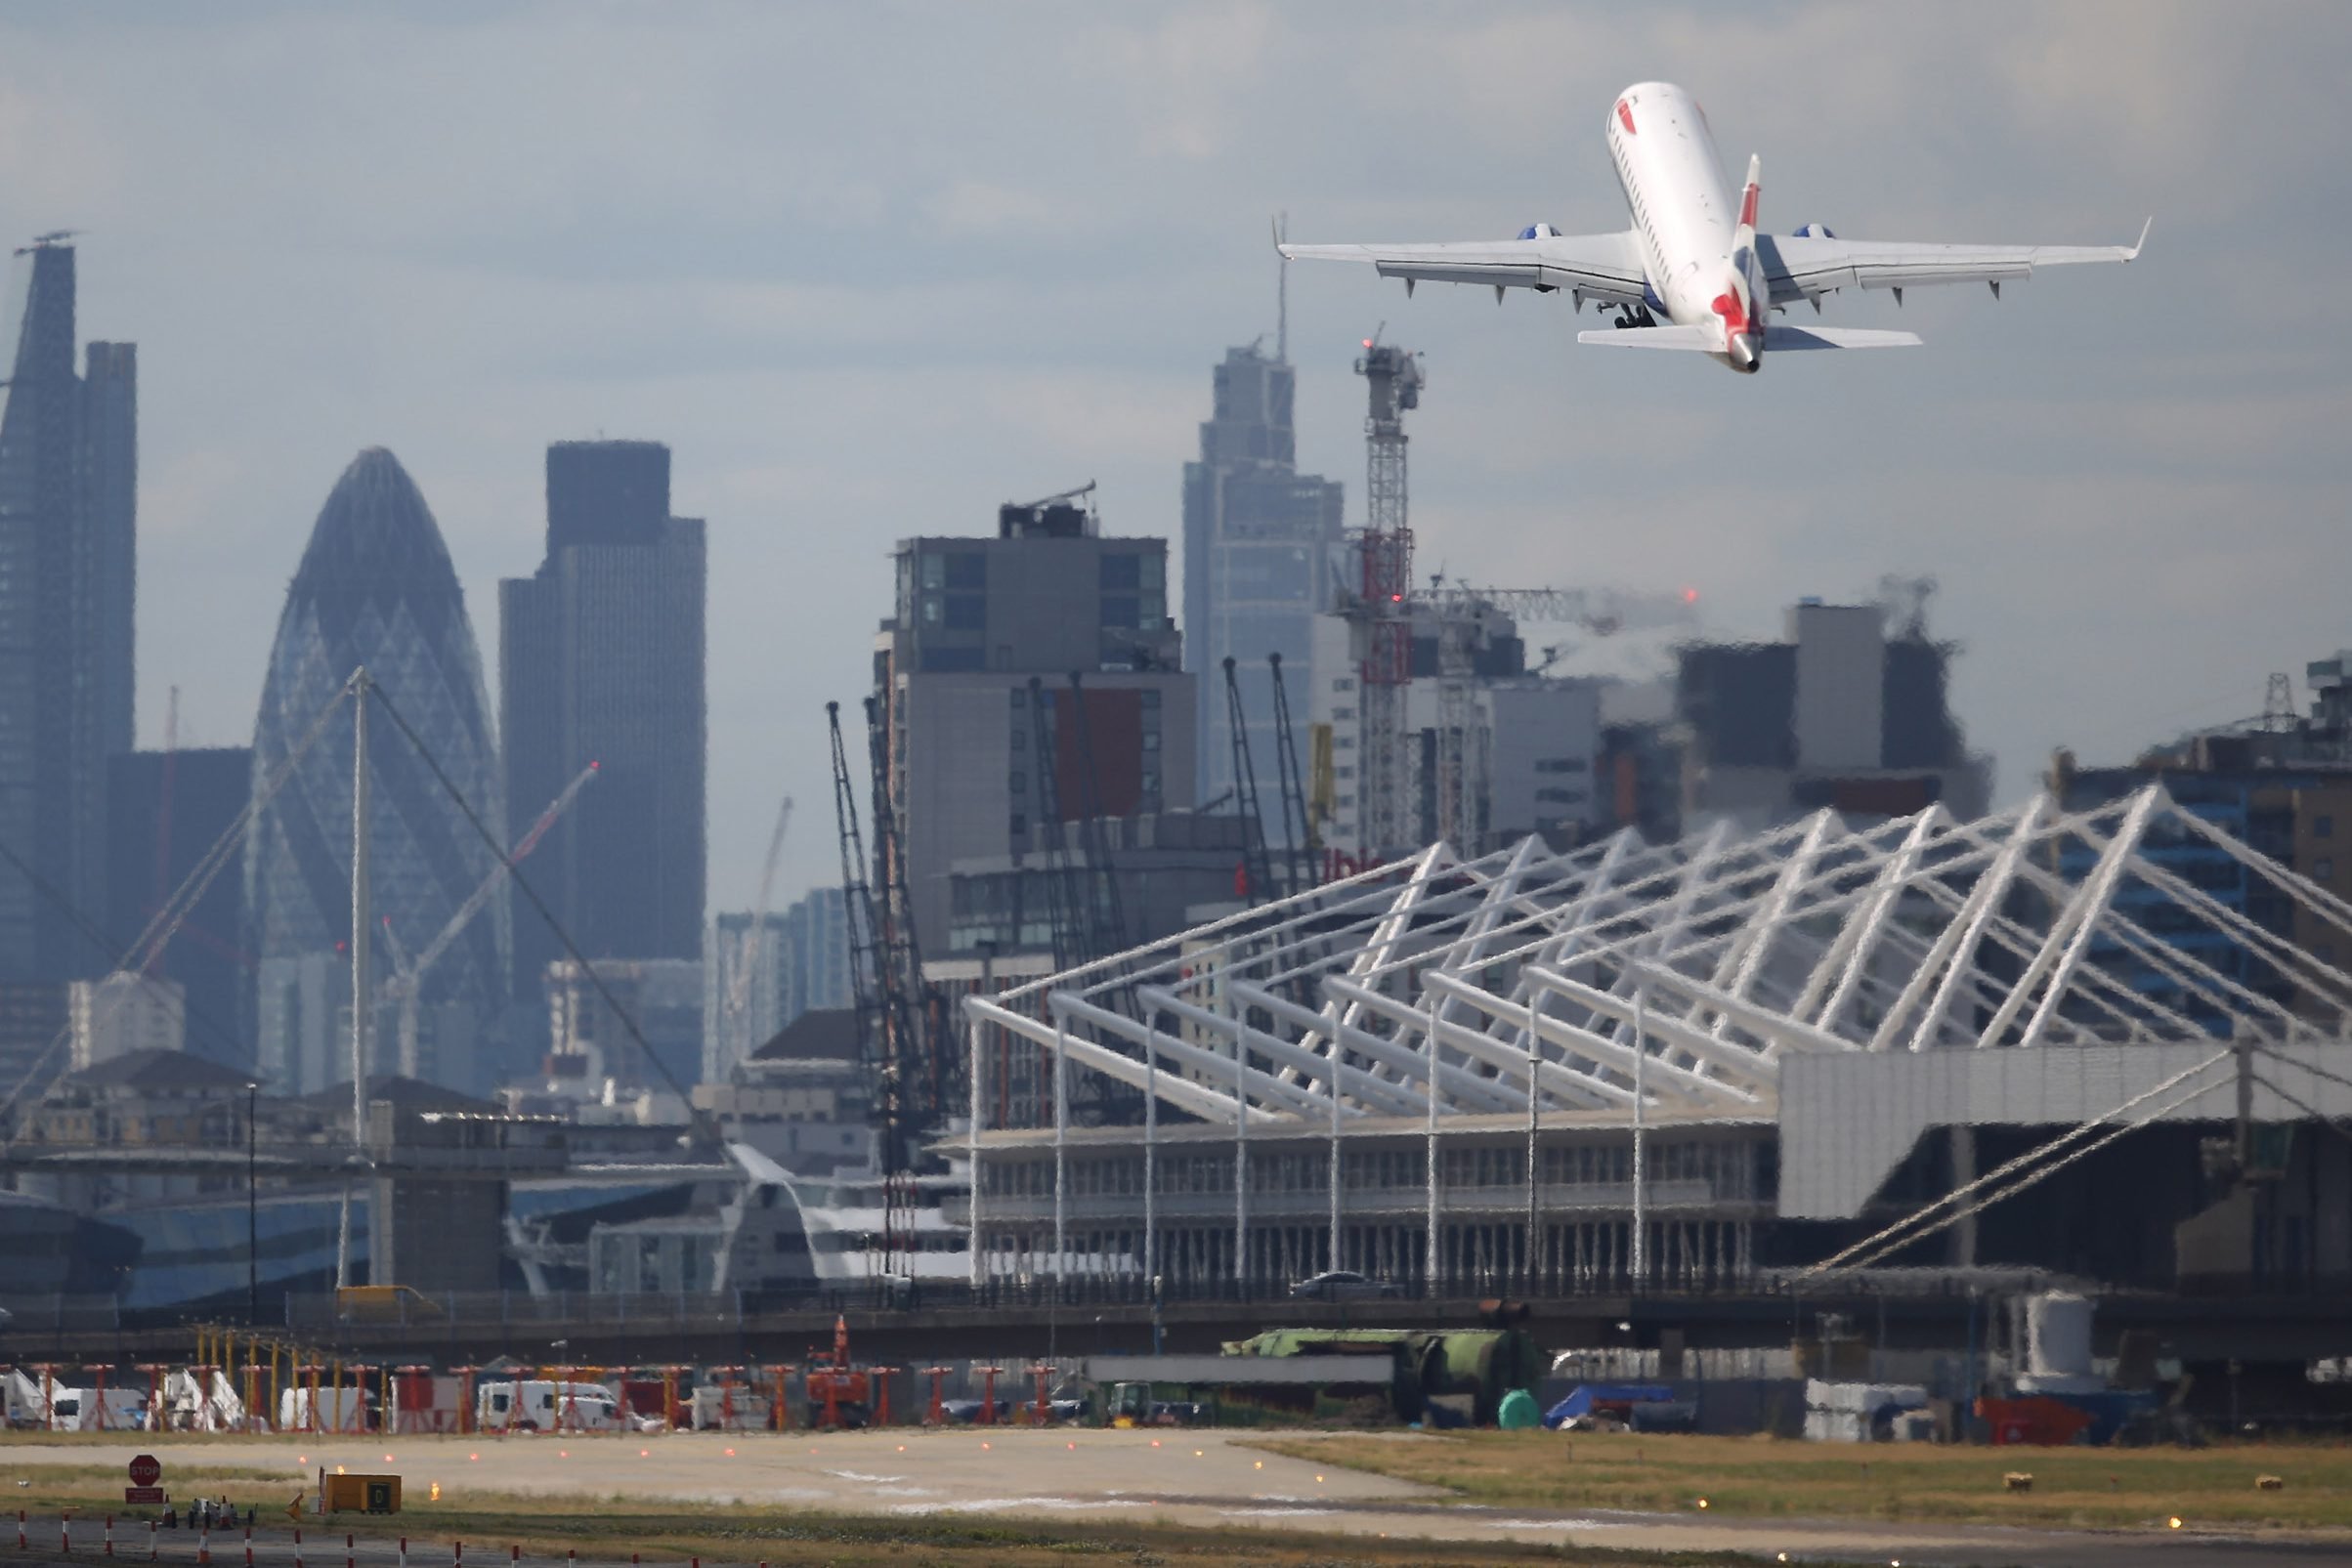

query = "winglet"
(2125, 216), (2152, 261)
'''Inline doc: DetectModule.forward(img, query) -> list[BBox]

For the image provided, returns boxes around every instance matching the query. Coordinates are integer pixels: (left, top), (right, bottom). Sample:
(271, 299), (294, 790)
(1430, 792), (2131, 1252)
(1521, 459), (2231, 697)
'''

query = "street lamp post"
(247, 1081), (260, 1324)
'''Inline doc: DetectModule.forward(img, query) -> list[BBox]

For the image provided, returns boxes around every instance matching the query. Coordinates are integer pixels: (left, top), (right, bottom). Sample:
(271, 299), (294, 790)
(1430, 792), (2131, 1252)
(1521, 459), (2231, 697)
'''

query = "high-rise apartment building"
(499, 442), (706, 1004)
(1182, 343), (1345, 834)
(67, 972), (184, 1072)
(703, 886), (851, 1084)
(246, 448), (508, 1095)
(879, 493), (1197, 954)
(0, 238), (136, 983)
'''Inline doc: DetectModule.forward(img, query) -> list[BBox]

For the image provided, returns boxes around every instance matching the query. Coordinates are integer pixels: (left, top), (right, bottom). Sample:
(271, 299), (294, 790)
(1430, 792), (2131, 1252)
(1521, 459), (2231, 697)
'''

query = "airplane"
(1278, 80), (2148, 375)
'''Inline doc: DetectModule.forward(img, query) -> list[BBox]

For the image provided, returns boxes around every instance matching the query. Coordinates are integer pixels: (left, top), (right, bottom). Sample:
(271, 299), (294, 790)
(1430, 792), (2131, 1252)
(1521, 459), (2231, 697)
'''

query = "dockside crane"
(1063, 672), (1131, 957)
(864, 694), (962, 1270)
(1026, 676), (1086, 972)
(1267, 653), (1320, 897)
(1222, 657), (1277, 905)
(826, 700), (884, 1109)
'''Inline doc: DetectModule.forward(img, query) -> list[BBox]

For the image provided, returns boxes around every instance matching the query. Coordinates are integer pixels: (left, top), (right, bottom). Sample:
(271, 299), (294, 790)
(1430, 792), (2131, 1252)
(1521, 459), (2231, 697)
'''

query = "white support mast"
(338, 666), (372, 1292)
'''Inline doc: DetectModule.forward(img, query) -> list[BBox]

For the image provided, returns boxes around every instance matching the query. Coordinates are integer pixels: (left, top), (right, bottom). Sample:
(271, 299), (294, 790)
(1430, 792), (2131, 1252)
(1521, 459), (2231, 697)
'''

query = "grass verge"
(1244, 1429), (2352, 1533)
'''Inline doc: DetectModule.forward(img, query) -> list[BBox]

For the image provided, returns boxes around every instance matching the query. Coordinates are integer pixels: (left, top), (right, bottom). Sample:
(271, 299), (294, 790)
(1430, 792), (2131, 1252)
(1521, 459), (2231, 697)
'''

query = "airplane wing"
(1279, 232), (1649, 306)
(1760, 220), (2149, 305)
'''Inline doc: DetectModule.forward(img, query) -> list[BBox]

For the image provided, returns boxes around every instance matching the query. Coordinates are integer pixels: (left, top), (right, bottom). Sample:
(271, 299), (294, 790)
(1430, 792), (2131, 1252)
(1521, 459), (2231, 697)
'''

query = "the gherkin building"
(246, 448), (508, 1096)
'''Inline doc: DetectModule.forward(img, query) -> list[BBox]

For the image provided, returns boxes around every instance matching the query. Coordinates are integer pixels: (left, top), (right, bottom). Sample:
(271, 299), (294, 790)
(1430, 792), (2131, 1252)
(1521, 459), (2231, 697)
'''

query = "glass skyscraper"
(0, 238), (137, 984)
(1181, 343), (1345, 837)
(246, 448), (508, 1094)
(499, 441), (706, 1005)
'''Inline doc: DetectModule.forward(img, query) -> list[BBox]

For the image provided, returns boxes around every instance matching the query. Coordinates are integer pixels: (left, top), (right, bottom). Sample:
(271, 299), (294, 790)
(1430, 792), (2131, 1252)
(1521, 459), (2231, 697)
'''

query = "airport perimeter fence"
(2, 1266), (2102, 1345)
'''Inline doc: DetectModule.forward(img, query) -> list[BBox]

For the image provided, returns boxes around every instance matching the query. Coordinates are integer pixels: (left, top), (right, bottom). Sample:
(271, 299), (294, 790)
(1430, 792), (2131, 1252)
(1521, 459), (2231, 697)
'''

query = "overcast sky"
(5, 1), (2347, 913)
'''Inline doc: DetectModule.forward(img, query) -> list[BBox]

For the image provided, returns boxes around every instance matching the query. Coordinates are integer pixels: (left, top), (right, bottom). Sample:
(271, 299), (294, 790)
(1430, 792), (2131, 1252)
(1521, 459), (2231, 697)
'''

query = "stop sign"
(127, 1455), (161, 1488)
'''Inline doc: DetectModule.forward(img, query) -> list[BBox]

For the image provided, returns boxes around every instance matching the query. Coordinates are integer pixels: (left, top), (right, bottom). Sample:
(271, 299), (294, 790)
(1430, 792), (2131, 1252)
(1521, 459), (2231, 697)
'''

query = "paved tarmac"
(6, 1430), (2350, 1567)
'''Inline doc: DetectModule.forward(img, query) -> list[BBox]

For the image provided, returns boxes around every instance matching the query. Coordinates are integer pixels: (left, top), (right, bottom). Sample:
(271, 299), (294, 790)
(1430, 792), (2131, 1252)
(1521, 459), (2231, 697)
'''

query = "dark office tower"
(245, 449), (508, 1094)
(499, 441), (706, 1005)
(106, 746), (255, 1066)
(0, 238), (137, 983)
(1181, 343), (1344, 830)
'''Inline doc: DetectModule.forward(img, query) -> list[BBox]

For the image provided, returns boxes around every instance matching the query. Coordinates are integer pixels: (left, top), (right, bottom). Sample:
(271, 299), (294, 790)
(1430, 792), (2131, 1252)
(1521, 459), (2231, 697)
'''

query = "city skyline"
(2, 3), (2344, 917)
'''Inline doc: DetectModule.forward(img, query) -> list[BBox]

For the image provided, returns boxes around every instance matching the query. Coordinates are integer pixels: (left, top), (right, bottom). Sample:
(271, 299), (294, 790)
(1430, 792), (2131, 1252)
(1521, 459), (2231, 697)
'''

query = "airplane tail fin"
(1736, 153), (1761, 242)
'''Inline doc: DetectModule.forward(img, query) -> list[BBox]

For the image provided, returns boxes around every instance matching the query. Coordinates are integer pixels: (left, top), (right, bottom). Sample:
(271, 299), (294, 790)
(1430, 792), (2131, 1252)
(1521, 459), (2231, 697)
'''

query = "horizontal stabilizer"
(1765, 325), (1921, 350)
(1576, 325), (1716, 350)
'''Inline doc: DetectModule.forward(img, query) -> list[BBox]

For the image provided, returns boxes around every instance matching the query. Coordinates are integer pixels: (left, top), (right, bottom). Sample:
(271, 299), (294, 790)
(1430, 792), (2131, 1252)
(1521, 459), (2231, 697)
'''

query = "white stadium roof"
(962, 783), (2352, 1130)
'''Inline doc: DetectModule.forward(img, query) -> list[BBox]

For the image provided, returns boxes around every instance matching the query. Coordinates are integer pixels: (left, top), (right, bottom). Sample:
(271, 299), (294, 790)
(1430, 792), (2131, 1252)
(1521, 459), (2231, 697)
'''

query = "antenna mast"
(1276, 212), (1289, 362)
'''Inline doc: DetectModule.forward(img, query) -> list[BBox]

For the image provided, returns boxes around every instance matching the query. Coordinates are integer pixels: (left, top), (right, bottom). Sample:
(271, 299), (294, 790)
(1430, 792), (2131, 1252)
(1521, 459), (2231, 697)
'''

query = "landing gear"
(1611, 303), (1658, 329)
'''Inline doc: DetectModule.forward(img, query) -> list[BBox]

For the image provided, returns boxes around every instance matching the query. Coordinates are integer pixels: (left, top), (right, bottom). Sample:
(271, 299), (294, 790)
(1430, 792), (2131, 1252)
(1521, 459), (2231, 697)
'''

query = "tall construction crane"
(716, 792), (794, 1068)
(142, 687), (181, 976)
(1345, 332), (1422, 862)
(1419, 582), (1700, 635)
(379, 758), (599, 1080)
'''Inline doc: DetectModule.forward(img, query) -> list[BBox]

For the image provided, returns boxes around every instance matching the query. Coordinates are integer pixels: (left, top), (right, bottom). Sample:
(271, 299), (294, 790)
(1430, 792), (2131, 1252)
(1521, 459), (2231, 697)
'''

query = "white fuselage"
(1604, 81), (1759, 369)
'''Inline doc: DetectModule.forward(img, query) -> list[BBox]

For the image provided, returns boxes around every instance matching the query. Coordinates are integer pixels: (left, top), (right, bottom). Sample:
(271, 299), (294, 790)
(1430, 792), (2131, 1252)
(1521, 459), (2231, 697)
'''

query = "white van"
(475, 1379), (622, 1432)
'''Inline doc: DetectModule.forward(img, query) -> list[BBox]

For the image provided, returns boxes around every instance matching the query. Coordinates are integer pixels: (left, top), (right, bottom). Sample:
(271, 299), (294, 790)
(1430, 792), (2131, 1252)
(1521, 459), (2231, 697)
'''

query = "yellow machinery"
(320, 1474), (401, 1514)
(335, 1286), (442, 1321)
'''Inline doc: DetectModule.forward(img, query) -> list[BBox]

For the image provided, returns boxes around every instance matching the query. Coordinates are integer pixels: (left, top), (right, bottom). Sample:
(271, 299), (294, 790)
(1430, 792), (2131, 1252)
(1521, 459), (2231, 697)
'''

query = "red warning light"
(588, 760), (600, 770)
(1362, 339), (1374, 349)
(1682, 587), (1699, 604)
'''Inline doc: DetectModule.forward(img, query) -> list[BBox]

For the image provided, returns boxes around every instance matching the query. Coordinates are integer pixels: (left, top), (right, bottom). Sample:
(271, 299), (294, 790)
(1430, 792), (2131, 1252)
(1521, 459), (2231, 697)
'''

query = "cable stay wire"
(2247, 1071), (2352, 1150)
(0, 675), (362, 1121)
(1819, 1073), (2224, 1275)
(2251, 1038), (2352, 1101)
(362, 680), (720, 1148)
(1797, 1046), (2237, 1279)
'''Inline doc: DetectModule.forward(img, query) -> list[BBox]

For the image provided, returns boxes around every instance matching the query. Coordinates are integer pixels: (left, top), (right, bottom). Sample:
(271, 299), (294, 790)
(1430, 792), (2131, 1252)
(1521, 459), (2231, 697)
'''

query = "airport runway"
(6, 1431), (2348, 1567)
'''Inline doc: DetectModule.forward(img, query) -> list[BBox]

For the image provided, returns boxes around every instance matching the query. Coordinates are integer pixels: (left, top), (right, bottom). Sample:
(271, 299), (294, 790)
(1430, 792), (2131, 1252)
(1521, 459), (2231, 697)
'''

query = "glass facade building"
(499, 442), (706, 1007)
(1181, 344), (1345, 836)
(245, 448), (508, 1094)
(0, 239), (137, 984)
